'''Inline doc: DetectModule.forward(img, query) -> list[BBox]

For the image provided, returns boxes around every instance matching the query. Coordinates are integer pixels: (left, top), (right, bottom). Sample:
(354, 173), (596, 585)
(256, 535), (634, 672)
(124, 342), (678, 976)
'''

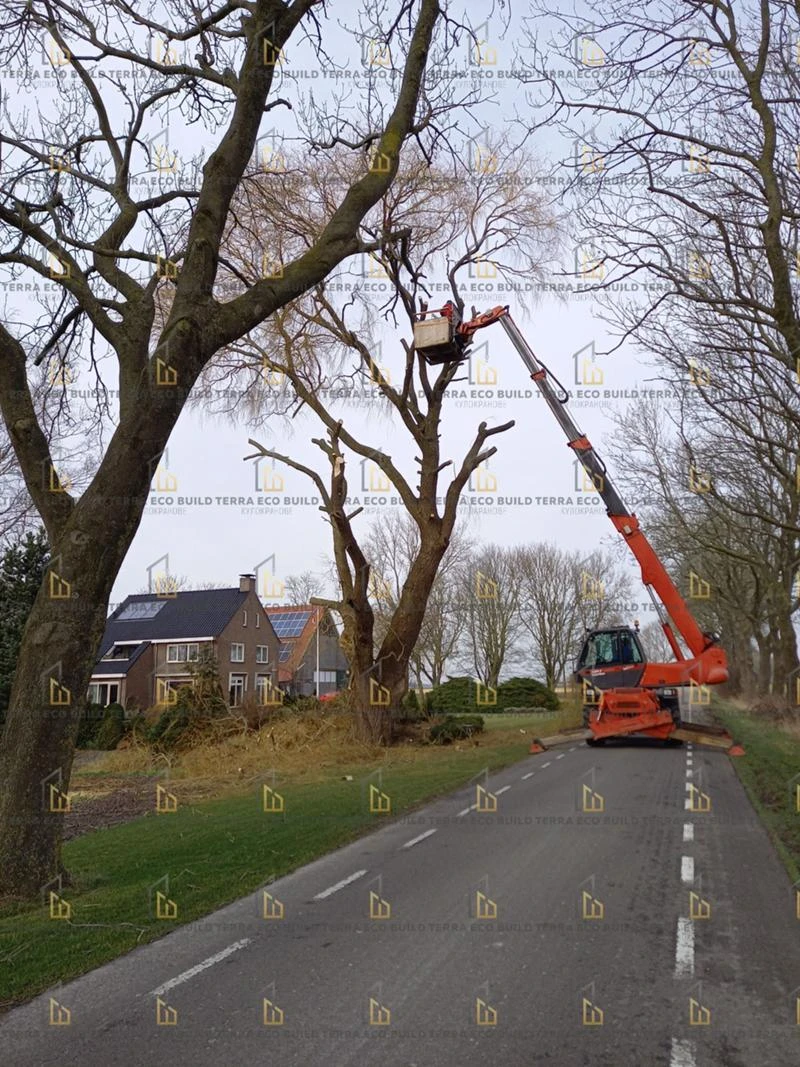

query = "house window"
(102, 643), (138, 660)
(256, 645), (269, 664)
(166, 643), (199, 663)
(87, 682), (120, 707)
(243, 610), (247, 627)
(256, 614), (260, 629)
(229, 674), (246, 706)
(255, 674), (269, 705)
(313, 670), (337, 684)
(230, 643), (245, 663)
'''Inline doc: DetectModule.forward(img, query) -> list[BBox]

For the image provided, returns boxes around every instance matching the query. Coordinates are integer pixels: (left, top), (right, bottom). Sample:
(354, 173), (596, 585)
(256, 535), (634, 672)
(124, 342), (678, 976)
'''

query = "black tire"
(586, 737), (605, 747)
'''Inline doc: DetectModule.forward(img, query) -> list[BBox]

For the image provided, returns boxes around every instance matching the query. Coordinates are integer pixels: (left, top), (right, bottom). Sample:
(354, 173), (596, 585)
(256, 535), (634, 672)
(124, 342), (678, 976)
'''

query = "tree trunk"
(0, 405), (176, 896)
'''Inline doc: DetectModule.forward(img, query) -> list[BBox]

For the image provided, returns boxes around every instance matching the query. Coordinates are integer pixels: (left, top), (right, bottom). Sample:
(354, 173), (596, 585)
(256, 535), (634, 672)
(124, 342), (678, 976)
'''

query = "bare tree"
(0, 0), (444, 898)
(458, 543), (525, 689)
(362, 511), (473, 691)
(516, 543), (632, 690)
(284, 570), (325, 605)
(237, 144), (557, 742)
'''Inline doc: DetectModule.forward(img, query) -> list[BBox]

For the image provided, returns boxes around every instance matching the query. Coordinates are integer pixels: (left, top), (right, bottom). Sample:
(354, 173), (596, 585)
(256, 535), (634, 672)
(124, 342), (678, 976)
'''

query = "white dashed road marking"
(683, 823), (694, 842)
(555, 753), (566, 760)
(541, 761), (551, 768)
(149, 938), (252, 997)
(674, 917), (695, 977)
(521, 772), (534, 780)
(402, 829), (438, 849)
(681, 856), (694, 885)
(495, 785), (511, 796)
(670, 1036), (697, 1066)
(314, 869), (367, 900)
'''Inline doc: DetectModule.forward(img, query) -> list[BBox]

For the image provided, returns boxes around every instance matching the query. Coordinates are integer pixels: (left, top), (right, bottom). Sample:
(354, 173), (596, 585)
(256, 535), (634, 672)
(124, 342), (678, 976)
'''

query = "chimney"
(239, 574), (255, 593)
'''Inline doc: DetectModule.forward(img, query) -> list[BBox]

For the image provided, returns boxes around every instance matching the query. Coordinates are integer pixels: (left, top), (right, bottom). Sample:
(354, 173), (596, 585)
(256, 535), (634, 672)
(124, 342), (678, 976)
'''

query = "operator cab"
(575, 626), (647, 691)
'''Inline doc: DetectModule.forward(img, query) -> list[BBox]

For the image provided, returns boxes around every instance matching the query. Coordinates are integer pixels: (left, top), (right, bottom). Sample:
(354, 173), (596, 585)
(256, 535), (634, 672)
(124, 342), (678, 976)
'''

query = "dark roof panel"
(97, 589), (249, 658)
(268, 609), (312, 639)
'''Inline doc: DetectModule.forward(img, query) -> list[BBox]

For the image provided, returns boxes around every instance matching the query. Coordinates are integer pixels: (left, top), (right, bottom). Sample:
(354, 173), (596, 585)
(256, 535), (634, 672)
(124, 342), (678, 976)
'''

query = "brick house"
(267, 605), (349, 697)
(89, 575), (281, 711)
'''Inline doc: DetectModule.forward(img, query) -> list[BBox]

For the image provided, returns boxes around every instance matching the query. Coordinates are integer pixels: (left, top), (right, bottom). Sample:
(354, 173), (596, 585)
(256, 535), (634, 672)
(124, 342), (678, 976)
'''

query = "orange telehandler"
(413, 303), (742, 753)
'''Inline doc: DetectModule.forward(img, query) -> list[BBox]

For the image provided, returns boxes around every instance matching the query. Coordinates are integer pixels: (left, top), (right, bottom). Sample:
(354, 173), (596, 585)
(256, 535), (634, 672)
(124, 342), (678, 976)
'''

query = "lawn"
(716, 701), (800, 884)
(0, 718), (548, 1009)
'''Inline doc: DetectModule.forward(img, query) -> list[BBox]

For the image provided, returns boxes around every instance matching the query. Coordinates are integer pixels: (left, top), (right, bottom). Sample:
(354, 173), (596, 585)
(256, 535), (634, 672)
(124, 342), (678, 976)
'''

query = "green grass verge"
(0, 737), (533, 1008)
(715, 702), (800, 884)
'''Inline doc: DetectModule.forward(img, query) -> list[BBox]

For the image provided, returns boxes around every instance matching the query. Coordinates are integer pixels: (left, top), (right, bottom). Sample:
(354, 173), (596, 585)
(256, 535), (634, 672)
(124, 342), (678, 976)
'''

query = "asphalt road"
(2, 740), (798, 1066)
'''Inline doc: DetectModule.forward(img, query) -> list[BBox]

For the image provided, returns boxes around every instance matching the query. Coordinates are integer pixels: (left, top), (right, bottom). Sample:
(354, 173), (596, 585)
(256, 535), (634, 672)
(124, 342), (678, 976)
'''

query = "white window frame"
(313, 670), (337, 684)
(256, 613), (260, 629)
(243, 609), (247, 627)
(255, 645), (269, 664)
(87, 681), (120, 706)
(167, 643), (199, 663)
(229, 673), (246, 707)
(255, 674), (269, 704)
(230, 643), (245, 663)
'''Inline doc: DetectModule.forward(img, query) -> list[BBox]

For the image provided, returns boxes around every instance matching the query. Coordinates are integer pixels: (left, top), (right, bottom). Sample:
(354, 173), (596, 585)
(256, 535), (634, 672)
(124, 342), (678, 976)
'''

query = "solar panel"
(117, 600), (166, 621)
(279, 647), (291, 662)
(269, 610), (312, 638)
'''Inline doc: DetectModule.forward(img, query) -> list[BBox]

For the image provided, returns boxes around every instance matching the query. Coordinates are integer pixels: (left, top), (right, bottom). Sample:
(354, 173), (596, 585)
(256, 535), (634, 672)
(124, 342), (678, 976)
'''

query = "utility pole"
(316, 606), (320, 698)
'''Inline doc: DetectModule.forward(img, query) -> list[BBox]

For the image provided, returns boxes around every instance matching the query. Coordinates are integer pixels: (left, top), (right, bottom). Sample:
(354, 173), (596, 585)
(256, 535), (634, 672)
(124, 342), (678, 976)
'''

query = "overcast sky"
(4, 2), (680, 614)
